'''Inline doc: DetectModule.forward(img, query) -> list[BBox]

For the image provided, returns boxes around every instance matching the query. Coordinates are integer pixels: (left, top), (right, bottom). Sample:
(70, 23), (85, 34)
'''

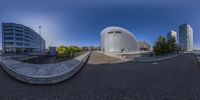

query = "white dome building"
(100, 26), (139, 53)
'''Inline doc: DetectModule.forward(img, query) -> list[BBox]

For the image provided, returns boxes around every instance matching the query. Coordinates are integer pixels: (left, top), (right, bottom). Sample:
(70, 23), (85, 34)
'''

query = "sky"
(0, 0), (200, 49)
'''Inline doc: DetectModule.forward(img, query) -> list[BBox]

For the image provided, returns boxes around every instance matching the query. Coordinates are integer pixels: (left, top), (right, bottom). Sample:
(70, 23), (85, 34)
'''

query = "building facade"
(167, 30), (177, 43)
(179, 24), (193, 51)
(2, 23), (45, 54)
(138, 41), (151, 51)
(100, 26), (139, 53)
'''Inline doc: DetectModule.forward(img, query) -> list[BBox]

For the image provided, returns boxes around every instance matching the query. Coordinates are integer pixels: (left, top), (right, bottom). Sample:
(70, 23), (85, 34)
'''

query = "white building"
(167, 30), (177, 43)
(179, 24), (193, 51)
(2, 23), (46, 54)
(100, 26), (139, 53)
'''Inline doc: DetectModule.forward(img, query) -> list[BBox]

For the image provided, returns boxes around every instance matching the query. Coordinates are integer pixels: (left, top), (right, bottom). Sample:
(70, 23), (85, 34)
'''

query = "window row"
(108, 31), (122, 34)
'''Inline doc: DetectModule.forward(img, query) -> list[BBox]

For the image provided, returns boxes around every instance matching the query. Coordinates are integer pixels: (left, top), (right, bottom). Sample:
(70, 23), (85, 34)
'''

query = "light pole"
(39, 26), (42, 53)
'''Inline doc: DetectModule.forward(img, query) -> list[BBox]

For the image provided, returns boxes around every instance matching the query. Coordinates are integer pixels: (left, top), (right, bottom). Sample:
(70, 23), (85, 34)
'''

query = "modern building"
(138, 41), (151, 51)
(100, 26), (139, 53)
(48, 46), (56, 56)
(88, 46), (97, 51)
(81, 46), (89, 51)
(179, 24), (193, 51)
(2, 23), (46, 54)
(167, 30), (177, 43)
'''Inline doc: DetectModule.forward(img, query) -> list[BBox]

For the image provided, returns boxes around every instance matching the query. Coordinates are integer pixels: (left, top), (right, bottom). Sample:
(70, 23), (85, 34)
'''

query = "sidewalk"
(194, 52), (200, 63)
(132, 53), (182, 63)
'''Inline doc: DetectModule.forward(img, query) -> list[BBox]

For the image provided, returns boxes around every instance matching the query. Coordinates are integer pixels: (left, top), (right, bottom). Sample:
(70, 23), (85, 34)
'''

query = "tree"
(68, 45), (82, 53)
(56, 46), (69, 57)
(153, 35), (168, 55)
(167, 36), (176, 53)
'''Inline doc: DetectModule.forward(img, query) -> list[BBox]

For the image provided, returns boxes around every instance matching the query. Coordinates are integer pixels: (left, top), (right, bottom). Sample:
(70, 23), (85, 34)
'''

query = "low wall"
(0, 52), (91, 84)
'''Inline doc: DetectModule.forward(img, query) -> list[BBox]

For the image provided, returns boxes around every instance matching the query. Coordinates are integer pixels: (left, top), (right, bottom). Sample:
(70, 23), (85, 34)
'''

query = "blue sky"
(0, 0), (200, 49)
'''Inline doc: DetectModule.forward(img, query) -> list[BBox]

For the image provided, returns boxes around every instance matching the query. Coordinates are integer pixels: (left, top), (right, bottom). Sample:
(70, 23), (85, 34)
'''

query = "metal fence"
(2, 52), (87, 64)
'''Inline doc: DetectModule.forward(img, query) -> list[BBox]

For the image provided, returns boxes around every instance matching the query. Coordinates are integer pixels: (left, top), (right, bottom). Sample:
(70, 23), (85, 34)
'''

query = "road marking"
(152, 62), (158, 65)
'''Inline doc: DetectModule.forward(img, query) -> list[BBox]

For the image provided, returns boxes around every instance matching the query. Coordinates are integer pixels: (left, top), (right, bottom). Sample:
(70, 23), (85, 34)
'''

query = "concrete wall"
(0, 52), (91, 84)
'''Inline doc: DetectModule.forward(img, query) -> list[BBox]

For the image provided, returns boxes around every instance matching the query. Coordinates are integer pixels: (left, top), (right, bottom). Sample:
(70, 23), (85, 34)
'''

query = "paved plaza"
(0, 52), (200, 100)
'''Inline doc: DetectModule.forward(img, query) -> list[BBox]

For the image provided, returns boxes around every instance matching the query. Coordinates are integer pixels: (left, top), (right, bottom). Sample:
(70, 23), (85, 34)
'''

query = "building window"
(4, 42), (13, 45)
(15, 30), (23, 32)
(24, 29), (30, 32)
(16, 42), (23, 46)
(5, 48), (14, 53)
(16, 38), (23, 41)
(115, 31), (121, 33)
(24, 32), (30, 35)
(15, 26), (23, 29)
(4, 33), (14, 35)
(108, 31), (114, 34)
(4, 29), (13, 31)
(4, 37), (13, 40)
(24, 39), (30, 42)
(15, 33), (23, 36)
(24, 43), (30, 46)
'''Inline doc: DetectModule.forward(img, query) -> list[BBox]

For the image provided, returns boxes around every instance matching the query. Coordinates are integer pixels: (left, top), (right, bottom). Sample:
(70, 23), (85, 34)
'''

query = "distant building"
(2, 23), (46, 54)
(49, 46), (56, 56)
(88, 46), (97, 51)
(81, 46), (89, 51)
(138, 41), (151, 51)
(179, 24), (193, 51)
(97, 46), (101, 51)
(167, 30), (177, 43)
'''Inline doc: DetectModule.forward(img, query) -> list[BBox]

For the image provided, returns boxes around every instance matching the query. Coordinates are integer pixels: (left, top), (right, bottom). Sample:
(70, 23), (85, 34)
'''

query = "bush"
(68, 45), (82, 53)
(56, 45), (82, 58)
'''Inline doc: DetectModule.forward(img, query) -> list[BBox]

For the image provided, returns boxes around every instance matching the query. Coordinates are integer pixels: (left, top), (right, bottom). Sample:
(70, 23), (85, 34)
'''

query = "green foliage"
(153, 36), (168, 55)
(153, 35), (178, 56)
(167, 36), (176, 53)
(68, 45), (82, 53)
(56, 46), (68, 58)
(56, 45), (82, 58)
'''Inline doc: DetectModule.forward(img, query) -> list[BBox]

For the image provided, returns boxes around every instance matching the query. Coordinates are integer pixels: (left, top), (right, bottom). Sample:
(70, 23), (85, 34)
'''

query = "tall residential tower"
(179, 24), (193, 51)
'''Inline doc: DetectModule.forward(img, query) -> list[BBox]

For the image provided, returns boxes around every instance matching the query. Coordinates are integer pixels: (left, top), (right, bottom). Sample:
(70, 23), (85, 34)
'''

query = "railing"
(7, 51), (87, 64)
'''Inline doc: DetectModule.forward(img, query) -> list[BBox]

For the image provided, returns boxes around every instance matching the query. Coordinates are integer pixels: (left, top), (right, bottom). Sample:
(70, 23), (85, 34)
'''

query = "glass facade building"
(179, 24), (193, 51)
(2, 23), (46, 54)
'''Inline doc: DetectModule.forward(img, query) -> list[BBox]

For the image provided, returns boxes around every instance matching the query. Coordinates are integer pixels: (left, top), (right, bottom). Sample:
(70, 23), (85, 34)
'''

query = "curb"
(132, 53), (183, 63)
(0, 52), (91, 84)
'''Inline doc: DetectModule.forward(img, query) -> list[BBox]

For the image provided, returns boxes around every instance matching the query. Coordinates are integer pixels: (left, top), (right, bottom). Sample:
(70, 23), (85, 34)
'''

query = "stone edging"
(133, 54), (183, 63)
(98, 51), (182, 62)
(0, 52), (91, 84)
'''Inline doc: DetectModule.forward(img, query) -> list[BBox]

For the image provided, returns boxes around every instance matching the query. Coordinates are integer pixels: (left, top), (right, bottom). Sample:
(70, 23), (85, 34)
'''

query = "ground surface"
(0, 51), (200, 100)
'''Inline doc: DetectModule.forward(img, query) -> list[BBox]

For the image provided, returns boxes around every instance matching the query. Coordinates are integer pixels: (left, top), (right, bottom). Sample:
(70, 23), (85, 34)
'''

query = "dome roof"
(100, 26), (139, 53)
(100, 26), (135, 38)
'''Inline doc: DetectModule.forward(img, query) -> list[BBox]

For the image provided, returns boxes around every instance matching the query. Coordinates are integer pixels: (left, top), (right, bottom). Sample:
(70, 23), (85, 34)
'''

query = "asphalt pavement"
(0, 52), (200, 100)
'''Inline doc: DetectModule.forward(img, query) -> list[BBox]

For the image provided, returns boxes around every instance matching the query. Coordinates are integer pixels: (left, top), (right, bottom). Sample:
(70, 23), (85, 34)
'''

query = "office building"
(2, 23), (45, 54)
(179, 24), (193, 51)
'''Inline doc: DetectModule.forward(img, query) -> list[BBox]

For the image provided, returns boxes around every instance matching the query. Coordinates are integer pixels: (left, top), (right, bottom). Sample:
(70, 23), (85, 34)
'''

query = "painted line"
(152, 62), (158, 65)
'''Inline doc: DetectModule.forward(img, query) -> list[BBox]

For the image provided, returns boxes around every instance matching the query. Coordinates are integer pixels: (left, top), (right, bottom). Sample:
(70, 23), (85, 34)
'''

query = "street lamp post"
(39, 26), (42, 53)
